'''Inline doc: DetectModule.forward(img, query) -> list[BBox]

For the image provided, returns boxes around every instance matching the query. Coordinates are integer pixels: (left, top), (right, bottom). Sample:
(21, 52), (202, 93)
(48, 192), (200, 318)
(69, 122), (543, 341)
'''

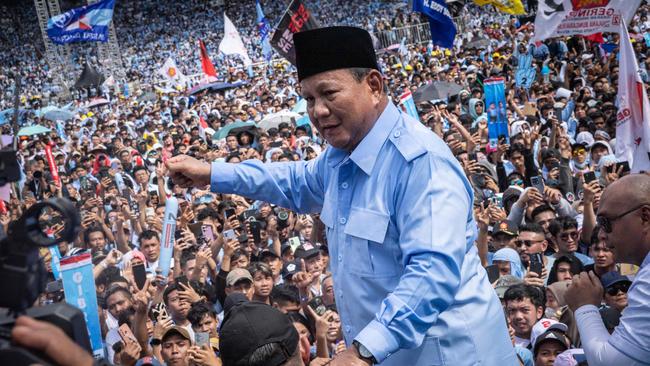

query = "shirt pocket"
(344, 207), (399, 277)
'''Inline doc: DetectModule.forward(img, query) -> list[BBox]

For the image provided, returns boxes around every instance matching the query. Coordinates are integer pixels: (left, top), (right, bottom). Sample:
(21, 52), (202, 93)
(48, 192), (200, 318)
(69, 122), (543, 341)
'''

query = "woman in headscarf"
(492, 248), (525, 279)
(546, 280), (581, 347)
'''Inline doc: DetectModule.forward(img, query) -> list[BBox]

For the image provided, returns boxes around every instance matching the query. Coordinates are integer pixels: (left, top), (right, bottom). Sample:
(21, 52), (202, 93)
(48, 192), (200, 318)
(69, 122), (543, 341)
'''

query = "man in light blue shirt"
(166, 26), (517, 365)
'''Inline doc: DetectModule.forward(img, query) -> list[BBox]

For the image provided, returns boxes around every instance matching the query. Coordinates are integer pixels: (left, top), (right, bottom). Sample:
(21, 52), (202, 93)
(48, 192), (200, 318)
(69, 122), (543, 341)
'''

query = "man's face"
(555, 227), (578, 253)
(193, 314), (218, 338)
(594, 117), (606, 130)
(506, 298), (542, 338)
(533, 211), (556, 235)
(87, 231), (106, 253)
(226, 136), (238, 150)
(535, 341), (565, 366)
(135, 169), (149, 184)
(166, 290), (189, 320)
(106, 291), (133, 319)
(590, 239), (615, 269)
(161, 334), (190, 366)
(252, 272), (273, 298)
(591, 145), (608, 162)
(140, 237), (160, 262)
(510, 152), (524, 168)
(518, 231), (547, 256)
(304, 255), (323, 275)
(322, 276), (335, 306)
(302, 69), (381, 152)
(492, 233), (517, 250)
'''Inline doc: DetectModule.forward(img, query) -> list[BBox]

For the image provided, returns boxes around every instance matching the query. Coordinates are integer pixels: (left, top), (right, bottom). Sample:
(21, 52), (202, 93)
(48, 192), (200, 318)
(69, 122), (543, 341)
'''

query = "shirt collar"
(642, 251), (650, 268)
(325, 103), (401, 174)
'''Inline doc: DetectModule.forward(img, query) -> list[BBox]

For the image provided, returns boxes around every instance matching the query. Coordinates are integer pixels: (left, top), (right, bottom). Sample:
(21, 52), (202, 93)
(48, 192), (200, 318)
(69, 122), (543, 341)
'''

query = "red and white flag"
(199, 40), (218, 82)
(616, 19), (650, 173)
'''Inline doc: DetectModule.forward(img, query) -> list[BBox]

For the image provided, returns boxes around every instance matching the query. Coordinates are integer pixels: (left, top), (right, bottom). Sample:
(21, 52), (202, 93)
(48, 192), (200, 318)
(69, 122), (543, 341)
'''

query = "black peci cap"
(294, 26), (379, 81)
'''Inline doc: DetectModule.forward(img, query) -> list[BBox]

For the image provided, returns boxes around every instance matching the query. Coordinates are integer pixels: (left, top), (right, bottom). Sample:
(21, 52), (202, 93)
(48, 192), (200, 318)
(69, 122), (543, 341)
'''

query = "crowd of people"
(1, 0), (650, 365)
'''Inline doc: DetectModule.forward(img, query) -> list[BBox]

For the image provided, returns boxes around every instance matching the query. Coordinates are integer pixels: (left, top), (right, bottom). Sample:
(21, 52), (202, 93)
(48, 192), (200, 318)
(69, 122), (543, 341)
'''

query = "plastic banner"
(399, 90), (421, 122)
(159, 197), (178, 279)
(483, 77), (509, 149)
(49, 245), (62, 280)
(60, 253), (104, 358)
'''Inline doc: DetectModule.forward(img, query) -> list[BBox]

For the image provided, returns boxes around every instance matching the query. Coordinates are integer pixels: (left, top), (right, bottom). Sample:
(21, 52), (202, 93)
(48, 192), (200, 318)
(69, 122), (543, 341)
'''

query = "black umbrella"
(413, 81), (465, 102)
(74, 62), (106, 89)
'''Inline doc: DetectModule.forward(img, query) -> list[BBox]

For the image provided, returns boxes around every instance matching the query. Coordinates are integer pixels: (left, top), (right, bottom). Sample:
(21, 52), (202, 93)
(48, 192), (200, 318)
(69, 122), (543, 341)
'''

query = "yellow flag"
(474, 0), (525, 15)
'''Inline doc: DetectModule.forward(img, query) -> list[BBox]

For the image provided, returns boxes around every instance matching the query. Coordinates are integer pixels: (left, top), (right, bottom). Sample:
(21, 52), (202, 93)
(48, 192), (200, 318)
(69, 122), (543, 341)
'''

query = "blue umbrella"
(213, 120), (257, 140)
(43, 108), (75, 121)
(18, 125), (52, 137)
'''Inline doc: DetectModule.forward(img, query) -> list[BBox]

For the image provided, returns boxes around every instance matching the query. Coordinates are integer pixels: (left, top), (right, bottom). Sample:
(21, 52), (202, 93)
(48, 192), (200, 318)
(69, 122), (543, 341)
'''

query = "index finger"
(301, 258), (306, 272)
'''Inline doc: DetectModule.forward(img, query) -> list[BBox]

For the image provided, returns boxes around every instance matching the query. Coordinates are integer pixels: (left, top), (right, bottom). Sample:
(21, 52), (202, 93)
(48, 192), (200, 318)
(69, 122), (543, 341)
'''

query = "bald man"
(566, 174), (650, 366)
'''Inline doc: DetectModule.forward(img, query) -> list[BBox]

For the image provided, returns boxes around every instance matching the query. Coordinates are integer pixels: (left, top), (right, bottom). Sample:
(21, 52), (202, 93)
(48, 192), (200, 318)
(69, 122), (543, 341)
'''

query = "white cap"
(575, 131), (595, 148)
(530, 318), (568, 347)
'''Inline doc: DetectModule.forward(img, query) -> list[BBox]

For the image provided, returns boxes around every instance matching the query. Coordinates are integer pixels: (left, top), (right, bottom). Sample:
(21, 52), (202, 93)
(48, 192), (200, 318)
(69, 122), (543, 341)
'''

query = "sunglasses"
(597, 204), (649, 233)
(509, 179), (524, 186)
(560, 231), (579, 241)
(606, 282), (630, 296)
(515, 239), (544, 247)
(573, 148), (586, 155)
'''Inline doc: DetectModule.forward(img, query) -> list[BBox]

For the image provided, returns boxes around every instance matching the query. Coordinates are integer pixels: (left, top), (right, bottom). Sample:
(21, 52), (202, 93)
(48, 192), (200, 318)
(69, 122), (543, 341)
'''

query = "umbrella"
(188, 81), (246, 96)
(413, 81), (465, 103)
(292, 98), (307, 114)
(0, 108), (29, 126)
(213, 120), (258, 140)
(465, 38), (490, 50)
(258, 111), (302, 131)
(85, 98), (110, 108)
(35, 106), (58, 118)
(138, 92), (158, 102)
(43, 108), (75, 121)
(18, 125), (51, 137)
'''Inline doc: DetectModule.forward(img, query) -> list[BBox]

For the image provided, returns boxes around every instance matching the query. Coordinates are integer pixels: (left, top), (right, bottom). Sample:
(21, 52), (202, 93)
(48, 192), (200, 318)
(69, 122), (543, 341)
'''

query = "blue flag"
(412, 0), (456, 49)
(256, 0), (273, 61)
(47, 0), (115, 45)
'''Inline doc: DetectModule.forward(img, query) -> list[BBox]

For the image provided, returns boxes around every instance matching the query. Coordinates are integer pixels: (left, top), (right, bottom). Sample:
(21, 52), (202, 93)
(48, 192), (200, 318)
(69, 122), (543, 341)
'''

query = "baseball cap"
(541, 148), (561, 162)
(492, 220), (518, 237)
(530, 318), (569, 349)
(594, 129), (611, 141)
(293, 242), (320, 260)
(280, 243), (293, 255)
(600, 271), (631, 289)
(533, 329), (570, 356)
(226, 268), (253, 287)
(220, 302), (299, 366)
(281, 260), (302, 280)
(161, 326), (193, 344)
(135, 356), (163, 366)
(494, 275), (523, 298)
(575, 131), (595, 148)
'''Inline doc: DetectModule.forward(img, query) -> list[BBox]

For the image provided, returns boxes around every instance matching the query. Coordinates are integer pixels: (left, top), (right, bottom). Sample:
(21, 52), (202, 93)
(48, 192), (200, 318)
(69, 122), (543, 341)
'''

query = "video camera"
(0, 184), (92, 365)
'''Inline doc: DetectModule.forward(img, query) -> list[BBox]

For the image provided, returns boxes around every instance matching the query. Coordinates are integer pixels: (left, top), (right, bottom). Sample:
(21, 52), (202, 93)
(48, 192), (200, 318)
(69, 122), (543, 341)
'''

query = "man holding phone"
(166, 26), (516, 365)
(517, 223), (555, 287)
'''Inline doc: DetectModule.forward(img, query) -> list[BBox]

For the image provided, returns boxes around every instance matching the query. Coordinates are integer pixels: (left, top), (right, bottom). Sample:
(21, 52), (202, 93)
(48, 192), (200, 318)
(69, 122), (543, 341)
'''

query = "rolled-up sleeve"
(355, 153), (471, 361)
(210, 156), (325, 214)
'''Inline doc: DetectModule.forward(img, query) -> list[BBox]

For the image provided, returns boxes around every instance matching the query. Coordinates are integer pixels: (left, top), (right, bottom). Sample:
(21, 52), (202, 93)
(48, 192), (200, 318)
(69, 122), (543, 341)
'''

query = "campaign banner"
(46, 0), (115, 45)
(60, 253), (103, 358)
(49, 245), (62, 280)
(159, 197), (178, 279)
(399, 90), (421, 122)
(473, 0), (525, 15)
(534, 0), (640, 41)
(44, 144), (60, 186)
(483, 77), (509, 149)
(412, 0), (456, 49)
(270, 0), (320, 65)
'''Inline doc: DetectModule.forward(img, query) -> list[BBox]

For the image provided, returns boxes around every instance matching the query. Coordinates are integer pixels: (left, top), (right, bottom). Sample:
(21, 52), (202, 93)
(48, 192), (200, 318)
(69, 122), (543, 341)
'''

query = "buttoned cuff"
(210, 162), (237, 193)
(354, 319), (400, 363)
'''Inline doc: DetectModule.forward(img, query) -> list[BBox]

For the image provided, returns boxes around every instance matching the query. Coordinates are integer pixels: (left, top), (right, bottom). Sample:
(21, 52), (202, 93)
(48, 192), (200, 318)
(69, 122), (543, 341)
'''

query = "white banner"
(616, 19), (650, 173)
(158, 57), (187, 86)
(534, 0), (640, 41)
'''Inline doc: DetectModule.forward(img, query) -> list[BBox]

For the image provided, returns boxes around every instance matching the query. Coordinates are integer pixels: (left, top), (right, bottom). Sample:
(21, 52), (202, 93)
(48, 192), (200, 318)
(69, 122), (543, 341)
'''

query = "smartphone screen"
(308, 297), (327, 316)
(223, 229), (236, 241)
(224, 208), (236, 219)
(133, 263), (147, 290)
(195, 332), (210, 347)
(250, 221), (261, 245)
(616, 161), (630, 174)
(288, 237), (301, 252)
(201, 224), (215, 242)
